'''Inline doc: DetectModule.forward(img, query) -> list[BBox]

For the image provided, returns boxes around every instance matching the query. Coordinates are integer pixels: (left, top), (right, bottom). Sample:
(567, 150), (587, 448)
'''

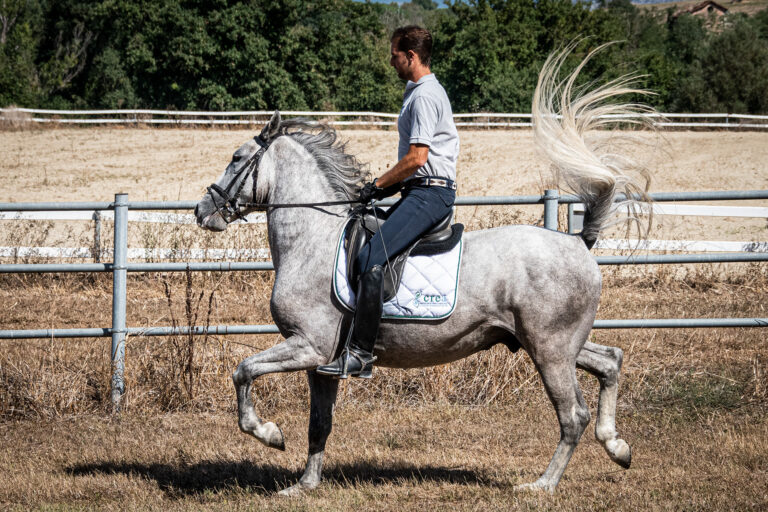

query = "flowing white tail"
(532, 42), (656, 248)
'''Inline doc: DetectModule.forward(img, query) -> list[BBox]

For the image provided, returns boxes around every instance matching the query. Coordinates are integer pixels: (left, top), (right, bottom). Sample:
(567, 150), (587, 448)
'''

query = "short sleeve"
(408, 96), (439, 147)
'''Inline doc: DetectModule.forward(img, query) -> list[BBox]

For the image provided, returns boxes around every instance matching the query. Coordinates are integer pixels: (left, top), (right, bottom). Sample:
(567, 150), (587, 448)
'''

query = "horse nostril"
(194, 204), (199, 217)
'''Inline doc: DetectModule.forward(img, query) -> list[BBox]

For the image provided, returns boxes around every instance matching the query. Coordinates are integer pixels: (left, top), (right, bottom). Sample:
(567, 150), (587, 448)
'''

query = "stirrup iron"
(316, 346), (377, 380)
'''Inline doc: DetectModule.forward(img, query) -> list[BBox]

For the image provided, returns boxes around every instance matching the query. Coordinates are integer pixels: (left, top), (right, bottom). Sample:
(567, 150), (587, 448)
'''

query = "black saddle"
(344, 206), (464, 302)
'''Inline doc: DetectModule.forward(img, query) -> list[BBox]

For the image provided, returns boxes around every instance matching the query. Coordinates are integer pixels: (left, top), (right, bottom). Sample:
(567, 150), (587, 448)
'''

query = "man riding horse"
(317, 25), (460, 379)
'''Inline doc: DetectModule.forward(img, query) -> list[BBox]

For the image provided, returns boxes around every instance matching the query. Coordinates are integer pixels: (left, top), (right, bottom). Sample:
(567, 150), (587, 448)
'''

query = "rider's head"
(390, 26), (432, 80)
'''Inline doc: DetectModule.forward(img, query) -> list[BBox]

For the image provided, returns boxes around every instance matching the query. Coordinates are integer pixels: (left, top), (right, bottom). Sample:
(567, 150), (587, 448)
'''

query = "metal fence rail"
(1, 189), (767, 409)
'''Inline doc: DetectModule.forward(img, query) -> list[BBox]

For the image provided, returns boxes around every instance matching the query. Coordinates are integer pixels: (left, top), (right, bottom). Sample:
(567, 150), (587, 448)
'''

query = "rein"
(244, 199), (360, 211)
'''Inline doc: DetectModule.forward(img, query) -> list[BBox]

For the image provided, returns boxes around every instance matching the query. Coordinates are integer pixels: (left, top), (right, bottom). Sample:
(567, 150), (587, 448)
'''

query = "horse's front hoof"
(606, 438), (631, 469)
(240, 420), (286, 451)
(259, 421), (286, 451)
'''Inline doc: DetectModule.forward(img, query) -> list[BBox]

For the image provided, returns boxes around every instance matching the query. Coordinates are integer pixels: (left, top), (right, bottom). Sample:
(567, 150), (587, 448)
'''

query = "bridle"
(205, 134), (362, 226)
(205, 135), (270, 224)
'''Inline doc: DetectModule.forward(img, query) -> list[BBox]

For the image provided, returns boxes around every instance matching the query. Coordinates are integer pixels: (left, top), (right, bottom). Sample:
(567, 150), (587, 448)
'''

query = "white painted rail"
(0, 211), (265, 224)
(3, 108), (768, 129)
(572, 203), (768, 218)
(595, 239), (768, 253)
(3, 238), (764, 260)
(0, 246), (271, 260)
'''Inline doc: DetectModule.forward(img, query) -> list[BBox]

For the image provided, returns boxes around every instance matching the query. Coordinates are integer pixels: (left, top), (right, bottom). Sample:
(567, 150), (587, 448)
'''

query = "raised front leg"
(232, 335), (325, 450)
(279, 370), (339, 496)
(577, 342), (631, 469)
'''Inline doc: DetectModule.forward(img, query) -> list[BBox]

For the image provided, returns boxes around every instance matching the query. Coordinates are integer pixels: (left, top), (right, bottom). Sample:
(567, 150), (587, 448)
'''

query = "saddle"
(344, 206), (464, 302)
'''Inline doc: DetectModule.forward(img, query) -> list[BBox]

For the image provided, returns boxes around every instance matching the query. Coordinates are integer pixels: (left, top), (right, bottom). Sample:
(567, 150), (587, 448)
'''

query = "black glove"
(358, 180), (385, 203)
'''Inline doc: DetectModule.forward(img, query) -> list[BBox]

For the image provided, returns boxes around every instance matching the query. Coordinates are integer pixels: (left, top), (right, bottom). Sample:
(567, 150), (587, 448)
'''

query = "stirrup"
(316, 347), (377, 380)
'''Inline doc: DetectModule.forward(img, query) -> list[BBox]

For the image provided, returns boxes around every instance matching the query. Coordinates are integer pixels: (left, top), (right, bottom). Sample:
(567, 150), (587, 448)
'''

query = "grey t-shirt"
(397, 74), (459, 183)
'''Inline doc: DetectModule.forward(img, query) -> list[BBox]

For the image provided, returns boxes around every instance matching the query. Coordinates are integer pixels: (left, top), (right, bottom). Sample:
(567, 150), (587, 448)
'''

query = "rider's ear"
(261, 110), (282, 141)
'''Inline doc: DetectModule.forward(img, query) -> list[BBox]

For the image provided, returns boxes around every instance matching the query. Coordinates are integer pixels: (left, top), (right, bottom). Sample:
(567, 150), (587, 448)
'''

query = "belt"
(405, 177), (457, 190)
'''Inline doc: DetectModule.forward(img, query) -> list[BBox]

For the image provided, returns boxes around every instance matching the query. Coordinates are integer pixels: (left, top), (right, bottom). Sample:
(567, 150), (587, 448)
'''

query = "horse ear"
(260, 110), (281, 141)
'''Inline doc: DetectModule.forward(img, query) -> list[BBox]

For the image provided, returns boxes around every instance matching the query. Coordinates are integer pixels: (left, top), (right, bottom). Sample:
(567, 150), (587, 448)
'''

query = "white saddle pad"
(332, 226), (463, 320)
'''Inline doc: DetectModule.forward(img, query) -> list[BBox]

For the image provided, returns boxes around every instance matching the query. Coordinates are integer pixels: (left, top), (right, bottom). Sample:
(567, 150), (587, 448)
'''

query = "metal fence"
(1, 190), (767, 408)
(3, 107), (768, 129)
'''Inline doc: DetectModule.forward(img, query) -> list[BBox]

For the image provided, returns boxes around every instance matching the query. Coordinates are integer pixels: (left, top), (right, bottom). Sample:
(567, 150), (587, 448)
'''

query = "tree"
(702, 15), (768, 113)
(0, 0), (43, 107)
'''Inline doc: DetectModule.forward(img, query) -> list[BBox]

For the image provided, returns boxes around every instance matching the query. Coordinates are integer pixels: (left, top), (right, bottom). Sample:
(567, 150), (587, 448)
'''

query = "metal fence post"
(543, 189), (559, 230)
(92, 211), (101, 262)
(111, 193), (128, 411)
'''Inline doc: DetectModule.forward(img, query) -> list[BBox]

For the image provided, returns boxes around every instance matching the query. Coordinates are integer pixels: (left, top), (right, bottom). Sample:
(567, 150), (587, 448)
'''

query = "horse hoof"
(514, 480), (554, 494)
(242, 421), (286, 451)
(606, 438), (631, 469)
(278, 483), (306, 497)
(260, 421), (286, 451)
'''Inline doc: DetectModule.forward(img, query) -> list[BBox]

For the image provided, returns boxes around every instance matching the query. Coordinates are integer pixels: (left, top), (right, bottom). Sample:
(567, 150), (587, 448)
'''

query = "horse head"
(195, 110), (369, 231)
(194, 111), (281, 231)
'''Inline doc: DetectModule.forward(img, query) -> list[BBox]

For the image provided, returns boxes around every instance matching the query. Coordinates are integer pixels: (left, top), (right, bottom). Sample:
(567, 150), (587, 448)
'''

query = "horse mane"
(274, 118), (371, 202)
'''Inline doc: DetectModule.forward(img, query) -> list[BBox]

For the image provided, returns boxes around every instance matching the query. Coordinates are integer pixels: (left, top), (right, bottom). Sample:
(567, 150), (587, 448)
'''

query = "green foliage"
(0, 0), (44, 107)
(703, 15), (768, 113)
(1, 0), (767, 113)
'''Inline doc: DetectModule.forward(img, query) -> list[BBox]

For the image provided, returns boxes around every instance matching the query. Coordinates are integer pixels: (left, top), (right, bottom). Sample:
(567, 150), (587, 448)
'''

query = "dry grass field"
(0, 126), (767, 510)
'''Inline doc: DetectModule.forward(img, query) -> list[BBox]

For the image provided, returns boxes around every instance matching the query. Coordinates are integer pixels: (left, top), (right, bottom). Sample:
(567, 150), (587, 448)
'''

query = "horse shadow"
(66, 460), (502, 497)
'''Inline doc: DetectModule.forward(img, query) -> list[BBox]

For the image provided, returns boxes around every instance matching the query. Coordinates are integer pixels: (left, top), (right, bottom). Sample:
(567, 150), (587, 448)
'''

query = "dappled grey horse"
(194, 46), (652, 494)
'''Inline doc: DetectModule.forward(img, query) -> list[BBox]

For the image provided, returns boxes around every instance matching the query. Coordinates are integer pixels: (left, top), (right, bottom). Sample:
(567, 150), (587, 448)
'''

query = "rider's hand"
(358, 180), (385, 203)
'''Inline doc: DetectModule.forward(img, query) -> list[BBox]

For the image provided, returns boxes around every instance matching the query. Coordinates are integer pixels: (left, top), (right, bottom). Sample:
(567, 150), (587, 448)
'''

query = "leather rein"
(205, 134), (360, 225)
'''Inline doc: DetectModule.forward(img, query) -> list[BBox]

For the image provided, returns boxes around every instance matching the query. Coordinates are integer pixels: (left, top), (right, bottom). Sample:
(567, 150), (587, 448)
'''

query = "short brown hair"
(391, 25), (432, 68)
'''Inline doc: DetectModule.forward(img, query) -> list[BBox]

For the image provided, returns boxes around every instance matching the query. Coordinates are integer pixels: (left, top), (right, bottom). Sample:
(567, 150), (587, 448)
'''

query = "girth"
(344, 206), (464, 302)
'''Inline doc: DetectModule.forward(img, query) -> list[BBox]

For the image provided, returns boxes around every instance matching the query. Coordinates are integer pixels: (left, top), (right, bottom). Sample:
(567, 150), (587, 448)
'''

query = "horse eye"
(232, 154), (242, 163)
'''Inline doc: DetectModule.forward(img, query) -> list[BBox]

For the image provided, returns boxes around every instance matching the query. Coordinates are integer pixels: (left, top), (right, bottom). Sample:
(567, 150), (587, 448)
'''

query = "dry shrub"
(0, 106), (34, 130)
(0, 338), (110, 418)
(123, 268), (277, 414)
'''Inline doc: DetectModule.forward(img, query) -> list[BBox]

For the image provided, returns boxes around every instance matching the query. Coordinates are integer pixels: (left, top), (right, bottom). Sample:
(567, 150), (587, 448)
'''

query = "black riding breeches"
(354, 184), (455, 277)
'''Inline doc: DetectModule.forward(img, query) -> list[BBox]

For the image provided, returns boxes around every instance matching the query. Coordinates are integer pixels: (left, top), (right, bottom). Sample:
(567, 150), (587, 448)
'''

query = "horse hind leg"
(232, 335), (325, 451)
(517, 343), (592, 493)
(576, 342), (632, 469)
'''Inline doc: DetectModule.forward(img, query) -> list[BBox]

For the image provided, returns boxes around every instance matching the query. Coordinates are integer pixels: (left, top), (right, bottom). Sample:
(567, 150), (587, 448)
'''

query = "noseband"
(206, 135), (270, 224)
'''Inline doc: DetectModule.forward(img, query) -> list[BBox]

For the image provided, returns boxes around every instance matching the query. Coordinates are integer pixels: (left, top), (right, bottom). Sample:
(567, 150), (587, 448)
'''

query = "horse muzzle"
(195, 202), (229, 232)
(199, 212), (228, 232)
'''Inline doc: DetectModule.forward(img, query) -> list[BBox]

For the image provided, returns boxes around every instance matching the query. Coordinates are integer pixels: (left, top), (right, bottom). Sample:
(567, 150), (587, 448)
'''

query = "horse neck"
(263, 144), (349, 267)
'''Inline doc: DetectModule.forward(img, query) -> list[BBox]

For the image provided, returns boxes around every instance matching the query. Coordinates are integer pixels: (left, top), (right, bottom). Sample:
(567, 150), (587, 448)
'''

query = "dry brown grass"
(1, 262), (766, 509)
(0, 128), (767, 509)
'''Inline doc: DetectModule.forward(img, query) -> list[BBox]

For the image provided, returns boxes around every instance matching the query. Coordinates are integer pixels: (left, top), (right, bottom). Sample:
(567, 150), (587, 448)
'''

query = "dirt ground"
(0, 127), (767, 510)
(2, 127), (767, 244)
(1, 403), (766, 511)
(3, 127), (767, 201)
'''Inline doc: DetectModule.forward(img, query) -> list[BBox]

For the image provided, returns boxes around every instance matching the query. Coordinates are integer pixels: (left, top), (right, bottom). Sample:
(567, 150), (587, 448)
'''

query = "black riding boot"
(316, 265), (384, 379)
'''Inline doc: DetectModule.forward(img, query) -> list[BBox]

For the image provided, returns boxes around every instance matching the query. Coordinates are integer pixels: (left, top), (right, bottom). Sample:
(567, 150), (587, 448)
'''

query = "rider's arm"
(375, 143), (429, 189)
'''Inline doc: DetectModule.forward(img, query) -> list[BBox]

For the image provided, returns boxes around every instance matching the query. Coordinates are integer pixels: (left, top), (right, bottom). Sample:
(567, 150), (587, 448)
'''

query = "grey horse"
(194, 46), (652, 494)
